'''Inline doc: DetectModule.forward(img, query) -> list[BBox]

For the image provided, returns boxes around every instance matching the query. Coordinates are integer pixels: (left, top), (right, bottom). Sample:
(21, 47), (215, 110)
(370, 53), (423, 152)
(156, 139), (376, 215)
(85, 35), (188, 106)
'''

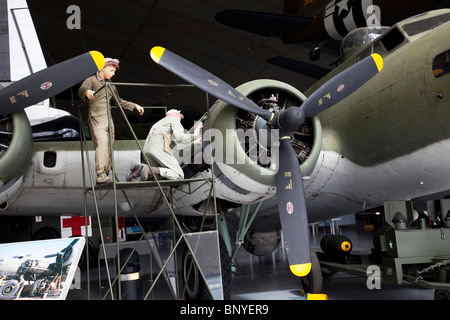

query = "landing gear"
(300, 249), (323, 293)
(182, 236), (232, 300)
(0, 280), (20, 300)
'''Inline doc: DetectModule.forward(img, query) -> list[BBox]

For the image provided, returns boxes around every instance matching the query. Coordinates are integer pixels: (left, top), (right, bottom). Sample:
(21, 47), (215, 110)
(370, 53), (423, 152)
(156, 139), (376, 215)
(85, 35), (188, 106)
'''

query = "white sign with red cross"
(61, 216), (92, 238)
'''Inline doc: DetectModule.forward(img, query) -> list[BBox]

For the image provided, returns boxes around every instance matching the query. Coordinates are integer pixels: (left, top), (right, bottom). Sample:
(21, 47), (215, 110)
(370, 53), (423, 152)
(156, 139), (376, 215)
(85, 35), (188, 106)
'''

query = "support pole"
(230, 201), (263, 263)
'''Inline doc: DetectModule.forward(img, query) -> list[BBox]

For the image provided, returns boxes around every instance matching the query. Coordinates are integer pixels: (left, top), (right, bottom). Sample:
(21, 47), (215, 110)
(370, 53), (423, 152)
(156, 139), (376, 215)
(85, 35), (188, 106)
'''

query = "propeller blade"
(150, 46), (273, 121)
(276, 137), (311, 277)
(148, 46), (383, 279)
(301, 53), (383, 118)
(0, 51), (104, 116)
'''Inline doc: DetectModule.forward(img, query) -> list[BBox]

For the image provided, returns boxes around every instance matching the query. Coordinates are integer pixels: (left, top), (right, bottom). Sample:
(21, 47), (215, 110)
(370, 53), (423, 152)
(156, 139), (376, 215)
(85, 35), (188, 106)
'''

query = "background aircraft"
(216, 0), (450, 60)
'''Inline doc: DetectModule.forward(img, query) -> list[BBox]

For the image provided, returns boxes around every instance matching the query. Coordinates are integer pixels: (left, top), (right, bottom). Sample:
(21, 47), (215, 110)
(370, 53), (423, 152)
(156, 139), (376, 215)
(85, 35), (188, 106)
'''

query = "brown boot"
(126, 164), (143, 181)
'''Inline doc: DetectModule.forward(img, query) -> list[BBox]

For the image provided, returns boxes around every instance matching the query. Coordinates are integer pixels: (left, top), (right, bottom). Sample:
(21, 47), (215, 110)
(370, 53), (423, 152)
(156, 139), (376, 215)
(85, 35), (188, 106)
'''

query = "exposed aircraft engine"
(175, 79), (323, 211)
(0, 111), (33, 209)
(205, 79), (322, 201)
(231, 80), (322, 174)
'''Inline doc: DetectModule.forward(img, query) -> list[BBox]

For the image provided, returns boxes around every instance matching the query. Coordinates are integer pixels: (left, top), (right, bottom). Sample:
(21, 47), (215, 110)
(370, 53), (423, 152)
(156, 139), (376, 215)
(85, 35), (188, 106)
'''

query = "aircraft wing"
(215, 10), (312, 38)
(266, 56), (331, 79)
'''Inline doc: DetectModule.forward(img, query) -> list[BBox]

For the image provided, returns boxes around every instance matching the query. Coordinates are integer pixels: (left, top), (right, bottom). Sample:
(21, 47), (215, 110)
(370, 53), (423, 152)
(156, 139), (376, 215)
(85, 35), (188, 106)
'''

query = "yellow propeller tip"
(151, 46), (166, 63)
(307, 293), (328, 300)
(89, 51), (105, 71)
(290, 263), (311, 277)
(371, 53), (383, 72)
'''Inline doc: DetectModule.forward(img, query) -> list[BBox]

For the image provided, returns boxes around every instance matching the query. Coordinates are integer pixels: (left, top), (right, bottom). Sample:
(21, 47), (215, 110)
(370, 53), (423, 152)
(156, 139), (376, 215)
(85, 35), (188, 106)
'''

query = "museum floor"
(230, 227), (434, 300)
(67, 226), (434, 300)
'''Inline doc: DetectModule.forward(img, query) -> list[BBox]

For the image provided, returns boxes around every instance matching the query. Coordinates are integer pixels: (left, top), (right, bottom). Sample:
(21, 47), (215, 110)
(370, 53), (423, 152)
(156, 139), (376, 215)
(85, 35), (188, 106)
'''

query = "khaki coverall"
(143, 116), (194, 180)
(78, 72), (136, 183)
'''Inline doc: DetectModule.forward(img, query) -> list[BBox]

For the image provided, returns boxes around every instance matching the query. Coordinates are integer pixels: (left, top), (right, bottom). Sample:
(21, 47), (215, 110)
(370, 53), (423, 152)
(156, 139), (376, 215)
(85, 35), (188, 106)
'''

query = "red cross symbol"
(62, 216), (90, 236)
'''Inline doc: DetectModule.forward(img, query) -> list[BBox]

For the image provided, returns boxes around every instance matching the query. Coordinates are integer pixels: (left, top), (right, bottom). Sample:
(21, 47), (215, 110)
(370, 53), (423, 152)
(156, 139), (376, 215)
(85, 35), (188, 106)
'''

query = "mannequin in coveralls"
(78, 58), (144, 184)
(128, 109), (202, 181)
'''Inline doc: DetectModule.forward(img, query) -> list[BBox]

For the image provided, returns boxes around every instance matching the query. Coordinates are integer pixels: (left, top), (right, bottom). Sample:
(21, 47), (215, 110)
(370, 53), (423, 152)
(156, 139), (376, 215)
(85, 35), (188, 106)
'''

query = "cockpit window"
(340, 27), (388, 58)
(433, 50), (450, 79)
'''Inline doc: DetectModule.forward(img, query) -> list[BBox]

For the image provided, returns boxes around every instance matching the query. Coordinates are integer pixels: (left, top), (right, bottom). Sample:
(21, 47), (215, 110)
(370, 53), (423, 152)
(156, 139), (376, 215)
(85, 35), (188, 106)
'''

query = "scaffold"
(77, 81), (223, 300)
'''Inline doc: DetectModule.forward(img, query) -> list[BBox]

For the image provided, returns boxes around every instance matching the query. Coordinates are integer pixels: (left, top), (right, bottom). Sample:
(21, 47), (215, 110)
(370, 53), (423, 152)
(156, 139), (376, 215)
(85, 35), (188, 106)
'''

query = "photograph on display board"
(0, 237), (85, 300)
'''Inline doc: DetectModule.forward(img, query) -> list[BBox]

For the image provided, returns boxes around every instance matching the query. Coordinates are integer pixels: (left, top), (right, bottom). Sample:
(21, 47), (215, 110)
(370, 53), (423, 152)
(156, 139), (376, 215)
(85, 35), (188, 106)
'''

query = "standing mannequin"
(78, 58), (144, 185)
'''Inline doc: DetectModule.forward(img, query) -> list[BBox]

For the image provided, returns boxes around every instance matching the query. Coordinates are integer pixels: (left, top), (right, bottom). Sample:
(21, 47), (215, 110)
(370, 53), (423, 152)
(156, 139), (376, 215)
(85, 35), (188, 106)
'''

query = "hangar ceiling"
(26, 0), (338, 119)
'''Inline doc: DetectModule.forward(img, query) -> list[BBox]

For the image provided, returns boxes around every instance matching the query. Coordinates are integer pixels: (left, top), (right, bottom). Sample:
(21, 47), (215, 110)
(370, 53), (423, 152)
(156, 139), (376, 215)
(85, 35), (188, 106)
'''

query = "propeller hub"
(277, 107), (305, 133)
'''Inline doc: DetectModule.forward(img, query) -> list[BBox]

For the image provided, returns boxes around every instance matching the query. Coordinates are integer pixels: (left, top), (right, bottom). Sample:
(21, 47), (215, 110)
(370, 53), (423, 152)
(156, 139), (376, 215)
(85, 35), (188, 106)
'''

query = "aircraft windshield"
(341, 27), (389, 58)
(402, 12), (450, 37)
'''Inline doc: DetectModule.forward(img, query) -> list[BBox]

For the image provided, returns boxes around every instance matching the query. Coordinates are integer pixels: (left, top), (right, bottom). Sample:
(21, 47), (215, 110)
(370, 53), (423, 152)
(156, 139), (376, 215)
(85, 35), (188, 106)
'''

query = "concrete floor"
(66, 226), (435, 300)
(230, 229), (434, 300)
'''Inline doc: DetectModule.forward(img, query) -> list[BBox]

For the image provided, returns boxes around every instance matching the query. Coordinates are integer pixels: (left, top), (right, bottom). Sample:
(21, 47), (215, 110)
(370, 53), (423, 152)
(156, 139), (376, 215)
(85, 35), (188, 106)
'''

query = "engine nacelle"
(0, 111), (33, 208)
(174, 79), (322, 213)
(243, 230), (280, 256)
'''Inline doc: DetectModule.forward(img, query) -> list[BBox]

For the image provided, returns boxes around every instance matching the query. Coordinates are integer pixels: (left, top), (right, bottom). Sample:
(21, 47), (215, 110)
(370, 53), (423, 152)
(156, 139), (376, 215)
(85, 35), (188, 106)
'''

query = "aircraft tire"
(300, 249), (323, 294)
(182, 235), (232, 300)
(32, 227), (60, 240)
(0, 280), (20, 300)
(434, 289), (450, 300)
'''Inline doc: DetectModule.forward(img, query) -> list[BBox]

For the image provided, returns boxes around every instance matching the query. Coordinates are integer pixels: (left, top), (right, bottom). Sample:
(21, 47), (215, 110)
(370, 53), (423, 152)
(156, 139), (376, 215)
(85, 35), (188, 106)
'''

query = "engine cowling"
(174, 79), (322, 212)
(0, 111), (33, 208)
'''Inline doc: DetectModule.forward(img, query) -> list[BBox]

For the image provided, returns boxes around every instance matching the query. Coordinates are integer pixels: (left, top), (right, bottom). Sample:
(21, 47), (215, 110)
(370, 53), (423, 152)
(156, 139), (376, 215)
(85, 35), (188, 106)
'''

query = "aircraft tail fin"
(1, 0), (68, 124)
(1, 0), (47, 84)
(215, 10), (312, 39)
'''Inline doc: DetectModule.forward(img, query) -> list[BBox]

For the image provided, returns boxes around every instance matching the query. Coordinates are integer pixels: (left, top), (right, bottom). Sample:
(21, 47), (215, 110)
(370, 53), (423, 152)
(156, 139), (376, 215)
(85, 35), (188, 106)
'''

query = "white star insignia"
(336, 0), (350, 15)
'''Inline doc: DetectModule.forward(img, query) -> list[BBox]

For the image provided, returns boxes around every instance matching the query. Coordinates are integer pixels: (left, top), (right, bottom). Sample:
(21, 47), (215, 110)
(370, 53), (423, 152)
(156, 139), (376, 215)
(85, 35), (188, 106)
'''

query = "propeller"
(150, 46), (383, 276)
(47, 239), (79, 274)
(0, 51), (105, 116)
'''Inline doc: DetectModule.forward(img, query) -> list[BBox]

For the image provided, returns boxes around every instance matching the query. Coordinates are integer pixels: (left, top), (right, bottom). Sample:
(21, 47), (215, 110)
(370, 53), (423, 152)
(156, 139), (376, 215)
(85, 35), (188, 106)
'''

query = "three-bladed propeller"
(0, 51), (105, 116)
(150, 46), (383, 276)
